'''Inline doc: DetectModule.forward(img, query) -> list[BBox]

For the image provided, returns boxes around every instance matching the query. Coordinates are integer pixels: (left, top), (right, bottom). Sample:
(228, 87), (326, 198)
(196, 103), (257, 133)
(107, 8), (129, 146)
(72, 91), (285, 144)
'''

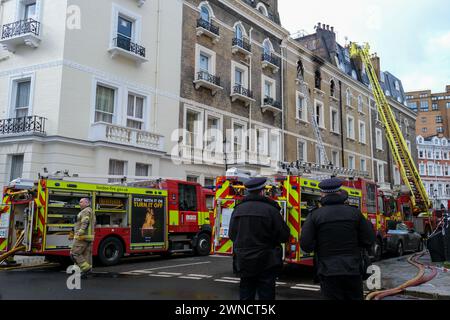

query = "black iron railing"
(232, 38), (251, 52)
(1, 18), (40, 39)
(197, 71), (221, 86)
(262, 53), (280, 67)
(197, 18), (220, 36)
(113, 34), (146, 58)
(233, 85), (253, 98)
(0, 116), (46, 135)
(263, 96), (281, 109)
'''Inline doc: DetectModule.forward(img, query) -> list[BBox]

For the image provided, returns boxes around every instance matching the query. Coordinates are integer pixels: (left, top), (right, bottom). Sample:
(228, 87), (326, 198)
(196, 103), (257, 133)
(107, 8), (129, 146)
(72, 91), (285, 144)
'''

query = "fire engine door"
(178, 184), (199, 226)
(213, 199), (235, 254)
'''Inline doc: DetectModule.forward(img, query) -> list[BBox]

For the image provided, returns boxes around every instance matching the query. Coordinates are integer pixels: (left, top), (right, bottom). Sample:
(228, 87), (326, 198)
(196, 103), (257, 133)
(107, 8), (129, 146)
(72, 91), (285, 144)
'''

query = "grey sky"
(278, 0), (450, 93)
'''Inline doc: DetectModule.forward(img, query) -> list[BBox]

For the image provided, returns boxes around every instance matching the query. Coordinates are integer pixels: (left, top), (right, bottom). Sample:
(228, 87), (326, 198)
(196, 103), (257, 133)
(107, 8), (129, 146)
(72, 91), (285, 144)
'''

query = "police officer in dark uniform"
(300, 178), (375, 300)
(229, 177), (290, 300)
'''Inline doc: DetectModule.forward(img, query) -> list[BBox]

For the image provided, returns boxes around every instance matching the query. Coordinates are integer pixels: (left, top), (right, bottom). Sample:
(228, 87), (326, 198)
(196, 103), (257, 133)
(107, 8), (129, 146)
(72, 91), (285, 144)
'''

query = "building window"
(357, 95), (363, 112)
(393, 166), (401, 185)
(406, 140), (411, 153)
(332, 151), (339, 167)
(108, 159), (127, 183)
(432, 103), (439, 111)
(346, 89), (352, 106)
(419, 150), (424, 158)
(256, 2), (268, 16)
(375, 128), (383, 150)
(195, 44), (216, 77)
(296, 92), (307, 122)
(347, 116), (355, 140)
(428, 163), (434, 176)
(232, 121), (246, 156)
(330, 108), (339, 133)
(359, 121), (366, 144)
(256, 128), (268, 156)
(204, 177), (215, 187)
(360, 158), (367, 172)
(262, 76), (276, 104)
(200, 4), (211, 22)
(330, 80), (335, 97)
(13, 80), (31, 118)
(419, 163), (426, 175)
(135, 163), (150, 177)
(316, 145), (325, 165)
(185, 108), (203, 148)
(437, 165), (443, 176)
(296, 60), (304, 80)
(447, 102), (450, 109)
(297, 140), (306, 162)
(437, 127), (444, 134)
(408, 102), (418, 111)
(187, 175), (199, 183)
(314, 70), (322, 90)
(394, 81), (400, 91)
(127, 94), (144, 129)
(262, 39), (273, 57)
(422, 127), (428, 133)
(348, 155), (355, 170)
(436, 116), (443, 123)
(435, 151), (441, 160)
(377, 163), (385, 183)
(95, 85), (115, 123)
(314, 100), (325, 128)
(427, 150), (433, 159)
(420, 101), (429, 111)
(232, 61), (249, 92)
(270, 132), (281, 162)
(24, 1), (37, 20)
(9, 154), (24, 182)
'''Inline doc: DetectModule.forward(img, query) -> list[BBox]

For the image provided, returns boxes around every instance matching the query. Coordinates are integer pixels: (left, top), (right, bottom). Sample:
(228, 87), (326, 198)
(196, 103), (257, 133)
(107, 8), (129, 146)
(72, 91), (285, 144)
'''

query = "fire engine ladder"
(349, 43), (431, 213)
(298, 77), (329, 165)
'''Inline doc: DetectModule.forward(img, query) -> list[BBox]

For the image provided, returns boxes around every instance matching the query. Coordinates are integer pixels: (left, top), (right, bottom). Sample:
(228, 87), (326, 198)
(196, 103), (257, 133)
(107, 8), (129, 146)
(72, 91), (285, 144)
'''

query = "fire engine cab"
(0, 176), (214, 266)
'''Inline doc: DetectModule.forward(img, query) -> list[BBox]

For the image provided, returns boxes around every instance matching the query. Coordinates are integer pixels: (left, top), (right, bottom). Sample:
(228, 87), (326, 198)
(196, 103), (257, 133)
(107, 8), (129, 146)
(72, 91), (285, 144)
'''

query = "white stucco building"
(0, 0), (185, 186)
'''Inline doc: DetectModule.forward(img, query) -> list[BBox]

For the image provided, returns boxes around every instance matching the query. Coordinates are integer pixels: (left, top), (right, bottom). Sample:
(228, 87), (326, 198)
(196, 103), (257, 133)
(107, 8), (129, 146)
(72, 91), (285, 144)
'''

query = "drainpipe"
(338, 80), (345, 166)
(280, 40), (285, 165)
(152, 0), (162, 133)
(248, 28), (253, 164)
(369, 101), (375, 180)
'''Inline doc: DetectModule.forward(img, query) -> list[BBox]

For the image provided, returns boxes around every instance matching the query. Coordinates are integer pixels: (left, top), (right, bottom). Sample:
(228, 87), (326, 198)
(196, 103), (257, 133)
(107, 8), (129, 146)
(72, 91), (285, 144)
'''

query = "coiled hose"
(366, 251), (438, 300)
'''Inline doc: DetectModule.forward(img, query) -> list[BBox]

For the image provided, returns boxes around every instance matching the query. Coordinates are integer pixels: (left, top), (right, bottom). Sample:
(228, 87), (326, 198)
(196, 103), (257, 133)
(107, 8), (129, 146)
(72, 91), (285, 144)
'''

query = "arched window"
(200, 4), (210, 22)
(235, 24), (243, 40)
(346, 89), (352, 106)
(330, 80), (335, 97)
(297, 60), (304, 80)
(315, 70), (321, 90)
(256, 3), (268, 16)
(263, 39), (273, 56)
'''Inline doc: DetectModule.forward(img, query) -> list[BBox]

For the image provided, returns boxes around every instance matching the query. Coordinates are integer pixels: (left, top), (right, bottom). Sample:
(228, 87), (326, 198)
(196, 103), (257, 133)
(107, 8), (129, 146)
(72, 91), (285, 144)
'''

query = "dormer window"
(256, 3), (268, 16)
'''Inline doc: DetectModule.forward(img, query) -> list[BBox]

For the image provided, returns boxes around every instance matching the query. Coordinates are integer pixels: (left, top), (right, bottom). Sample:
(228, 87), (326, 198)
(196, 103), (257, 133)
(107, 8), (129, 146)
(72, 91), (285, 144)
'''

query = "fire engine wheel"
(373, 238), (383, 261)
(98, 237), (123, 266)
(395, 241), (404, 257)
(195, 233), (211, 256)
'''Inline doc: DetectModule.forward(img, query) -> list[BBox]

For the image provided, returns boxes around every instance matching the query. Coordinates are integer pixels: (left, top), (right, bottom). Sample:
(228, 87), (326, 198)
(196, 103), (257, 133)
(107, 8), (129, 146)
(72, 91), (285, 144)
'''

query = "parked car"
(385, 222), (424, 256)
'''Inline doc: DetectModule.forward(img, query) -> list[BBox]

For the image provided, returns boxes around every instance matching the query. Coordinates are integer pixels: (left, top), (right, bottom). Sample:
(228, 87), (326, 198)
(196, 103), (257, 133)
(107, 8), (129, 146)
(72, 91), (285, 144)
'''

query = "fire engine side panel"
(0, 192), (12, 252)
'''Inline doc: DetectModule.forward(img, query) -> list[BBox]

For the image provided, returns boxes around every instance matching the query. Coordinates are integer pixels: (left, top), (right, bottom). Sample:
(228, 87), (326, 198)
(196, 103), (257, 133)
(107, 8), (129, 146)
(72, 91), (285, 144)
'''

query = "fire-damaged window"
(315, 70), (322, 90)
(179, 184), (198, 212)
(366, 183), (377, 214)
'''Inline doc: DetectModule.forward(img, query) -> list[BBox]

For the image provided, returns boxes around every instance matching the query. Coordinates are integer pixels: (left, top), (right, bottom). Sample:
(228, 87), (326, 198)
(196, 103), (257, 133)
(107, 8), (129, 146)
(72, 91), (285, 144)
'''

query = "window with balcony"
(95, 85), (115, 123)
(197, 2), (219, 43)
(232, 22), (251, 56)
(261, 76), (280, 113)
(136, 163), (150, 177)
(109, 5), (146, 63)
(127, 94), (144, 129)
(9, 154), (24, 182)
(347, 115), (355, 140)
(296, 92), (307, 122)
(231, 61), (253, 105)
(261, 39), (279, 73)
(297, 140), (306, 162)
(194, 44), (221, 94)
(330, 108), (339, 133)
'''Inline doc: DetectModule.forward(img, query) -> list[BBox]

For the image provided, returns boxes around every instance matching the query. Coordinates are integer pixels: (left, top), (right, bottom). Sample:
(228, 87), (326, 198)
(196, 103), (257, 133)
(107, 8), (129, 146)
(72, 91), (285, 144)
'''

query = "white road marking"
(128, 270), (154, 274)
(149, 274), (173, 278)
(214, 279), (240, 284)
(221, 277), (240, 281)
(158, 272), (183, 276)
(120, 272), (144, 275)
(276, 282), (287, 285)
(291, 286), (321, 292)
(140, 261), (211, 271)
(188, 274), (213, 278)
(295, 283), (320, 289)
(210, 255), (231, 258)
(179, 276), (202, 280)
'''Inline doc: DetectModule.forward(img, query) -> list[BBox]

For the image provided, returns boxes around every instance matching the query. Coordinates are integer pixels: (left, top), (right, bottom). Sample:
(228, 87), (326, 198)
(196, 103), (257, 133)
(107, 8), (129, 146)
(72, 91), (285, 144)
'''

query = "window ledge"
(330, 96), (339, 103)
(314, 88), (326, 96)
(108, 46), (148, 65)
(261, 60), (279, 74)
(330, 131), (341, 136)
(196, 27), (220, 44)
(295, 118), (309, 125)
(230, 93), (255, 106)
(346, 104), (355, 110)
(193, 79), (223, 96)
(346, 137), (356, 142)
(0, 33), (40, 53)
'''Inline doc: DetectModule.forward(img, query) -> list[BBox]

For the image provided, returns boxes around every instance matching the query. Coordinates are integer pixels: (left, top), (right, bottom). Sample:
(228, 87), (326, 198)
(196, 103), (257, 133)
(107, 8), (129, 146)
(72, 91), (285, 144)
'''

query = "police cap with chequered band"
(244, 177), (268, 192)
(318, 178), (344, 193)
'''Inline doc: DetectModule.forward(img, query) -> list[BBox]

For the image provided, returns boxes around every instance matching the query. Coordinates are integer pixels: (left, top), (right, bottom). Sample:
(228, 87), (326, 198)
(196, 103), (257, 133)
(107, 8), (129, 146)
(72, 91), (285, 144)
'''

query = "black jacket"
(229, 194), (290, 277)
(300, 193), (375, 277)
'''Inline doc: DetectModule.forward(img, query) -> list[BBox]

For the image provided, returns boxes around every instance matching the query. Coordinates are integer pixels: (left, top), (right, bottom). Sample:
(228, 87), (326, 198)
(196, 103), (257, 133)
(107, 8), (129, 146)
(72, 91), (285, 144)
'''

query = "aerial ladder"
(349, 43), (431, 214)
(298, 74), (329, 166)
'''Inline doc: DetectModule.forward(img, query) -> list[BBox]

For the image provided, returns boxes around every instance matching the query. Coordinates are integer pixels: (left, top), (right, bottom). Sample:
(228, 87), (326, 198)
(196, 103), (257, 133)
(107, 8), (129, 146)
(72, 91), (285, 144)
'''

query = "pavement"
(373, 252), (450, 300)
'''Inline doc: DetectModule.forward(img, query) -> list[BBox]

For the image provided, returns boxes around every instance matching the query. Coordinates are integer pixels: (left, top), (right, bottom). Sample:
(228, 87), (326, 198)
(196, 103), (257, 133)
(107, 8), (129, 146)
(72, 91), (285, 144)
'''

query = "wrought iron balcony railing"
(262, 53), (280, 67)
(232, 37), (251, 52)
(263, 96), (282, 109)
(233, 85), (253, 98)
(197, 71), (221, 86)
(197, 18), (219, 36)
(1, 18), (40, 39)
(112, 34), (146, 58)
(0, 116), (46, 135)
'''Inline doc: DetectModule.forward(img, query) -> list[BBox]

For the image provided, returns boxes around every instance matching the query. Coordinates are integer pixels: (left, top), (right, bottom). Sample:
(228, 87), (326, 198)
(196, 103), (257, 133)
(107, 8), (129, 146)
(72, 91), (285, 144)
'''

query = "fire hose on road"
(366, 251), (438, 300)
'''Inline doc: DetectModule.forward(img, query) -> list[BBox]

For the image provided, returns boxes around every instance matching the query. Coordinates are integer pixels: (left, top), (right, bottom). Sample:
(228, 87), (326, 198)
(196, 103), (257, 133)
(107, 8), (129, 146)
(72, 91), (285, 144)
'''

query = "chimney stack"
(371, 54), (381, 79)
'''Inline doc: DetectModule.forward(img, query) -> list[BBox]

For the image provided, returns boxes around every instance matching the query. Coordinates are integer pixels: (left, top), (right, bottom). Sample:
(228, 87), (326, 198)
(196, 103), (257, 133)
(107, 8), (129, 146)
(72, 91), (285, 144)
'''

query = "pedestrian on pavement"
(229, 177), (290, 301)
(300, 178), (375, 300)
(70, 198), (96, 276)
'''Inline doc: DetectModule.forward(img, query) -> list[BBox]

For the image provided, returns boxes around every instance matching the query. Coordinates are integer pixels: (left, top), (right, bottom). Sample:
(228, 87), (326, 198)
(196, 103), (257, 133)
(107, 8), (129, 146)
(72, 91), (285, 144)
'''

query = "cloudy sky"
(278, 0), (450, 93)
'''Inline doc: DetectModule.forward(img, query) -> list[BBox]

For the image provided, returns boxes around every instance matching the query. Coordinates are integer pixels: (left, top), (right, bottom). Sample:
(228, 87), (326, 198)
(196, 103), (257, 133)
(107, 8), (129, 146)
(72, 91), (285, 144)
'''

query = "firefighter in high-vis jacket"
(70, 198), (95, 275)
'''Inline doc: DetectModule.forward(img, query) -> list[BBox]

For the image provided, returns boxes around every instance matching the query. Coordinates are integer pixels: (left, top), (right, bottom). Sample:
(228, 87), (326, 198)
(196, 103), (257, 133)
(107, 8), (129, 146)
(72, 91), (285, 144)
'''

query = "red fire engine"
(0, 177), (214, 266)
